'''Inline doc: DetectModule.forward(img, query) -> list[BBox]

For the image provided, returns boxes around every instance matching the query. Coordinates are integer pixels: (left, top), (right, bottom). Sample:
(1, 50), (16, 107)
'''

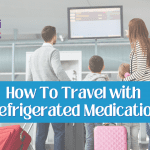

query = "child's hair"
(89, 55), (104, 73)
(118, 63), (130, 79)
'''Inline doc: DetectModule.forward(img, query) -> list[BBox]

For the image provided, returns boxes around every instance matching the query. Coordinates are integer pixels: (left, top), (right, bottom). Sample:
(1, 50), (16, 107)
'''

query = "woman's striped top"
(124, 41), (150, 81)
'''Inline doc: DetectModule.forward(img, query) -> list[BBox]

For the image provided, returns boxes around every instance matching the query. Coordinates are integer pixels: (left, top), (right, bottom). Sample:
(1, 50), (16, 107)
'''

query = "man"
(27, 26), (70, 150)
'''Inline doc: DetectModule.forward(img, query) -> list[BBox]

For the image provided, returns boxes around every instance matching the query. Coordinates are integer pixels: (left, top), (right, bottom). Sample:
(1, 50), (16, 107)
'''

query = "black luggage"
(65, 123), (84, 150)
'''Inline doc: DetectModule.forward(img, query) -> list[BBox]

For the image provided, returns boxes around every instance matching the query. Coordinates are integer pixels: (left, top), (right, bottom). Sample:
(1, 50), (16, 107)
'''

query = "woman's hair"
(129, 18), (150, 66)
(118, 63), (130, 79)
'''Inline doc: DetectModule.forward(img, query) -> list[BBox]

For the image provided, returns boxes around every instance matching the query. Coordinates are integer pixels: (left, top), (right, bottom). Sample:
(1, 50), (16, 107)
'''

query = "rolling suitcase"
(0, 123), (33, 150)
(65, 123), (84, 150)
(94, 125), (127, 150)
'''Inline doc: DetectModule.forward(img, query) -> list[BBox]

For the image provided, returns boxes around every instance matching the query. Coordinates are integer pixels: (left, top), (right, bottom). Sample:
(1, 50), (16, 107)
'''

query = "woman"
(124, 18), (150, 81)
(123, 18), (150, 150)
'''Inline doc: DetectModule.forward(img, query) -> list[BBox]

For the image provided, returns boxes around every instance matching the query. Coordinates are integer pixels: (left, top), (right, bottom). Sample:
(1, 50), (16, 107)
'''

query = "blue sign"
(0, 81), (149, 123)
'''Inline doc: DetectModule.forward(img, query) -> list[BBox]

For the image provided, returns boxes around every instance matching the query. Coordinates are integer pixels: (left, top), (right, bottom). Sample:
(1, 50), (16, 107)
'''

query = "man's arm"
(51, 50), (71, 81)
(26, 58), (33, 81)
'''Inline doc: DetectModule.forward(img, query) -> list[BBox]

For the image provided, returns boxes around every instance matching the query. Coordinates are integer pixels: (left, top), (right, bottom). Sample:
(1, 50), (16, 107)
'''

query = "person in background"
(27, 26), (70, 150)
(118, 63), (140, 150)
(83, 55), (108, 150)
(124, 18), (150, 81)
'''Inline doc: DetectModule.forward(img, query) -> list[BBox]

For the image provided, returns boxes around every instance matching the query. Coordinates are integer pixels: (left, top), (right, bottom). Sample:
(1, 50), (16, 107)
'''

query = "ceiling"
(0, 0), (150, 34)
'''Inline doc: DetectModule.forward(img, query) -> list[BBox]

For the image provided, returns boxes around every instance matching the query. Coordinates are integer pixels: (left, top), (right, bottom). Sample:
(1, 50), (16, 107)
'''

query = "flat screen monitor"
(68, 6), (123, 39)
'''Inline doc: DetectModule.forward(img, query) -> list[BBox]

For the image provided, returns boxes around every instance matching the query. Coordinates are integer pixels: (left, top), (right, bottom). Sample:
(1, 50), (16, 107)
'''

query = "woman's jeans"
(119, 123), (140, 150)
(146, 123), (150, 150)
(36, 123), (65, 150)
(85, 123), (102, 150)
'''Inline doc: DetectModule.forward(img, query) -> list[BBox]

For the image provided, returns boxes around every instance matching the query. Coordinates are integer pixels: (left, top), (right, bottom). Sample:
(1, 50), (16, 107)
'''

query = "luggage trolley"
(22, 123), (34, 150)
(139, 123), (149, 150)
(26, 123), (54, 150)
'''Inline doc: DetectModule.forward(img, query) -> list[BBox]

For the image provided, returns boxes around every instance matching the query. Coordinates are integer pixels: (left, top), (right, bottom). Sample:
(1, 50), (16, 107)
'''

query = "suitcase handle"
(22, 123), (33, 133)
(20, 130), (24, 141)
(67, 123), (75, 126)
(103, 123), (117, 126)
(20, 123), (33, 142)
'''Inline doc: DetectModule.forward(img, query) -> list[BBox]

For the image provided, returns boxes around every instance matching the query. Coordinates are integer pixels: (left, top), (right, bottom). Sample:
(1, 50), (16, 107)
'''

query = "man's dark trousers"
(36, 123), (65, 150)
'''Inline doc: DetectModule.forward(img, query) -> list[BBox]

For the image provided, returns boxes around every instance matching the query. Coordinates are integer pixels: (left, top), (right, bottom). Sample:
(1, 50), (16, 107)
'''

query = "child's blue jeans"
(85, 123), (102, 150)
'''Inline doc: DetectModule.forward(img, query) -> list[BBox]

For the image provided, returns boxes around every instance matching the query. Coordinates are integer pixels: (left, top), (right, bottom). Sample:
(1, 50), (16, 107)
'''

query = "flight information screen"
(68, 6), (123, 39)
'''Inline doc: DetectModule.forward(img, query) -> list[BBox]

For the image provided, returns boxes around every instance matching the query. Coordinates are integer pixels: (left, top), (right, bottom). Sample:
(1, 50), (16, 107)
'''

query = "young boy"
(83, 55), (109, 82)
(84, 55), (108, 150)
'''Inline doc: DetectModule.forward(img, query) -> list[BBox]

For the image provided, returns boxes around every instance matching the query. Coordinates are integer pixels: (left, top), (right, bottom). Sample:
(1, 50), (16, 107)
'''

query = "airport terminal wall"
(0, 39), (131, 81)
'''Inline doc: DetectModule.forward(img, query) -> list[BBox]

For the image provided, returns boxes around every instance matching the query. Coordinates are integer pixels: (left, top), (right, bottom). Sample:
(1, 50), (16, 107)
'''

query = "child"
(84, 55), (108, 150)
(118, 63), (140, 150)
(83, 55), (109, 82)
(118, 63), (130, 80)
